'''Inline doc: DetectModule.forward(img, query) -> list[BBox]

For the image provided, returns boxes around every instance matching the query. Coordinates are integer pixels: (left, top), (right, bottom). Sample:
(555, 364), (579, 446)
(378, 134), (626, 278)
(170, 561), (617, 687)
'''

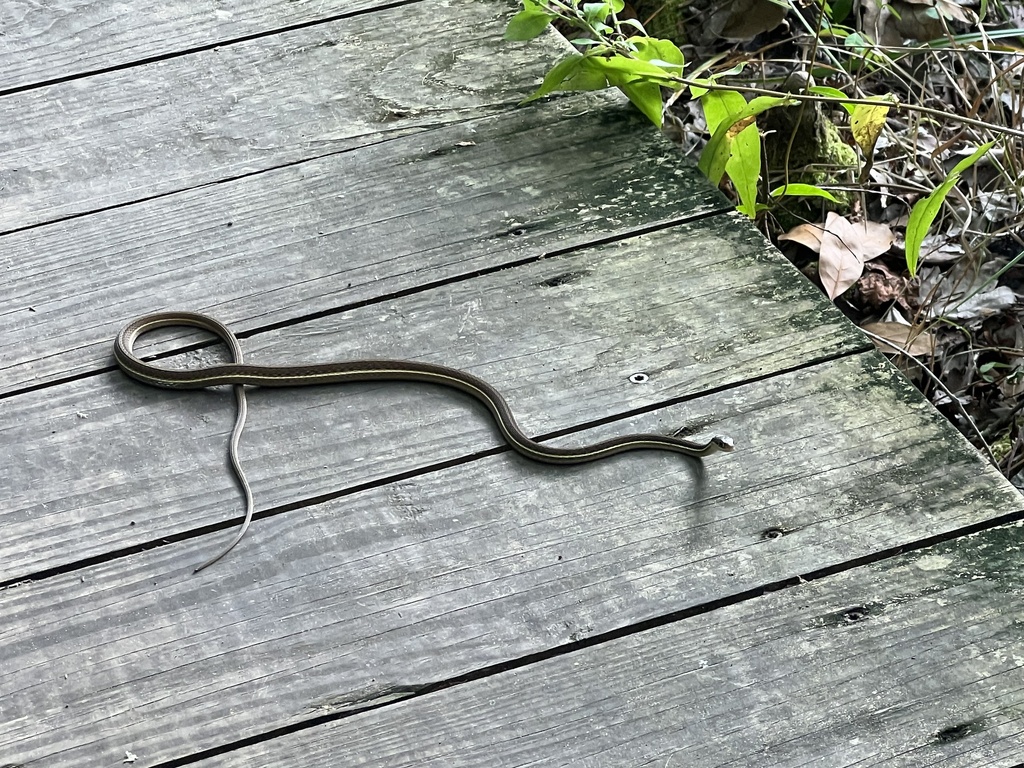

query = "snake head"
(711, 435), (735, 453)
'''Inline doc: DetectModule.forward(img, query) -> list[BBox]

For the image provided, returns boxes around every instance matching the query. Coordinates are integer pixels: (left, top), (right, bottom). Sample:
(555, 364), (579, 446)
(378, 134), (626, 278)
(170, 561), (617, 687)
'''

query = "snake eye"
(628, 372), (649, 384)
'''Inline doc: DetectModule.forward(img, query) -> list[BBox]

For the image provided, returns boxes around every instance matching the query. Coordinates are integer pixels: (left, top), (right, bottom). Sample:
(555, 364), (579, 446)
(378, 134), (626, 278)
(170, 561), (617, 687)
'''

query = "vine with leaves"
(505, 0), (1000, 275)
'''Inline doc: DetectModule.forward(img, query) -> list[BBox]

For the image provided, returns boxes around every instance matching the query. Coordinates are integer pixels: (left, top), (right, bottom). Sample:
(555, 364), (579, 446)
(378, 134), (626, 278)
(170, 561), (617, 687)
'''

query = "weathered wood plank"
(1, 356), (1018, 766)
(0, 0), (409, 92)
(192, 522), (1024, 768)
(0, 0), (551, 232)
(1, 220), (859, 581)
(0, 0), (382, 92)
(0, 96), (727, 394)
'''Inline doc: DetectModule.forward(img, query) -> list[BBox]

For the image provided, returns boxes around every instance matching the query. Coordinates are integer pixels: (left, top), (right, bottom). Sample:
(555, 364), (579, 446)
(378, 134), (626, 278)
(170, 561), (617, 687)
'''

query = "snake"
(114, 311), (734, 572)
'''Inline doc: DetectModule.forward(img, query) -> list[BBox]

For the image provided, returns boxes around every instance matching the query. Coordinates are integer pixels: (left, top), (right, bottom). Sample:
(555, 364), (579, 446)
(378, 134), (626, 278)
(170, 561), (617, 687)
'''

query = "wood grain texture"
(1, 356), (1018, 766)
(193, 522), (1024, 768)
(0, 0), (387, 91)
(1, 221), (860, 581)
(0, 96), (726, 394)
(0, 0), (552, 232)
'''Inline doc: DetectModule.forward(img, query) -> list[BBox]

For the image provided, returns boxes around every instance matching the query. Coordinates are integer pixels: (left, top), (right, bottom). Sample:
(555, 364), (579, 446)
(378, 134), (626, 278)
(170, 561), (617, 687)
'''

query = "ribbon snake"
(114, 311), (734, 572)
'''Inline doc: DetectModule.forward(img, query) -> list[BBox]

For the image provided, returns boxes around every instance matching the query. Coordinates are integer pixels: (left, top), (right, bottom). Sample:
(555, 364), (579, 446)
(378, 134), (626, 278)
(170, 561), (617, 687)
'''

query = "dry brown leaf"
(892, 1), (944, 40)
(818, 214), (864, 299)
(999, 362), (1024, 399)
(778, 223), (825, 251)
(819, 238), (864, 299)
(939, 286), (1017, 320)
(858, 268), (908, 309)
(783, 214), (894, 299)
(820, 212), (894, 261)
(862, 322), (936, 357)
(939, 0), (978, 23)
(851, 219), (896, 260)
(918, 263), (1019, 320)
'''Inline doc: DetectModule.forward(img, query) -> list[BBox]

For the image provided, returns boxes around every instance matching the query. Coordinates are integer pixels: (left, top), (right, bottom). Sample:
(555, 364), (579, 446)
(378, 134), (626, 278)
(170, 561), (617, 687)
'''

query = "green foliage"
(698, 95), (795, 183)
(904, 142), (993, 277)
(694, 93), (799, 217)
(521, 47), (684, 125)
(809, 85), (855, 115)
(507, 1), (683, 127)
(830, 0), (853, 23)
(698, 88), (761, 216)
(979, 361), (1023, 384)
(504, 1), (873, 219)
(505, 0), (559, 40)
(520, 45), (683, 124)
(770, 183), (839, 203)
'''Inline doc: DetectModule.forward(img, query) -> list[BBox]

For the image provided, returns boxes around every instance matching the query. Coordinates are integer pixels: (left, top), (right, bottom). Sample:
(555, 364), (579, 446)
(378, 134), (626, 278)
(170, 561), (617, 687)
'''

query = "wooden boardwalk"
(3, 1), (1023, 765)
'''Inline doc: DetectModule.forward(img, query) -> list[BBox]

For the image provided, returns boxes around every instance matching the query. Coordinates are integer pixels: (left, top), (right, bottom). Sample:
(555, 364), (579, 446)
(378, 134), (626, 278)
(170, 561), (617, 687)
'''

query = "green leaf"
(618, 18), (648, 34)
(618, 79), (665, 126)
(585, 53), (680, 87)
(831, 0), (853, 22)
(808, 85), (855, 115)
(904, 177), (958, 278)
(700, 90), (760, 216)
(630, 36), (685, 70)
(566, 53), (681, 124)
(698, 89), (750, 185)
(687, 77), (712, 99)
(770, 183), (840, 202)
(520, 55), (587, 102)
(564, 58), (612, 91)
(521, 38), (685, 126)
(843, 30), (871, 54)
(505, 7), (557, 41)
(700, 88), (747, 132)
(904, 142), (993, 277)
(698, 95), (795, 184)
(729, 117), (761, 218)
(745, 95), (798, 114)
(583, 2), (613, 24)
(949, 141), (995, 175)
